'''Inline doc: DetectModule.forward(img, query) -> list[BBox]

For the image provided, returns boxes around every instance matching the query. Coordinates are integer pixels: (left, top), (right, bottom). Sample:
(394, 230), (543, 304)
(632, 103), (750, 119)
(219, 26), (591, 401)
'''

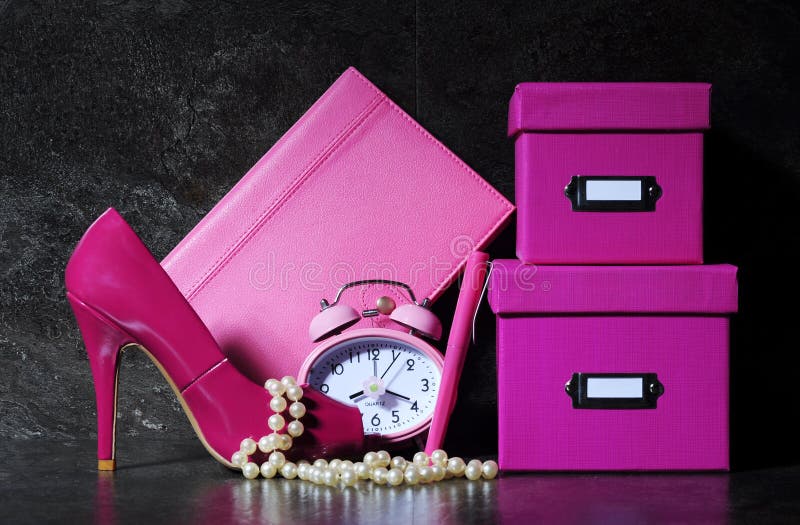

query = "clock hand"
(349, 390), (365, 400)
(385, 389), (411, 401)
(373, 356), (377, 377)
(379, 350), (401, 379)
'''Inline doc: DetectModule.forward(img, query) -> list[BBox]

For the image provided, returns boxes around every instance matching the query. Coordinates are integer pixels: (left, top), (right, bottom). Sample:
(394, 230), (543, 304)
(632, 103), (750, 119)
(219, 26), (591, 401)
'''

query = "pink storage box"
(488, 260), (738, 471)
(509, 83), (711, 264)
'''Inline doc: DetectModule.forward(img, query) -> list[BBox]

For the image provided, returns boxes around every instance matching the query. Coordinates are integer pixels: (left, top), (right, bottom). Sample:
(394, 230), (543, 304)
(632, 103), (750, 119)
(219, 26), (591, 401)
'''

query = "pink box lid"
(508, 83), (711, 136)
(488, 260), (738, 314)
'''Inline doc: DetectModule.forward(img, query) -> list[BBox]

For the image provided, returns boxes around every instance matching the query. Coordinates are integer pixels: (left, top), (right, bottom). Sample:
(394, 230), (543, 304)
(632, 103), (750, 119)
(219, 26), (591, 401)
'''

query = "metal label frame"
(564, 175), (662, 212)
(565, 372), (665, 409)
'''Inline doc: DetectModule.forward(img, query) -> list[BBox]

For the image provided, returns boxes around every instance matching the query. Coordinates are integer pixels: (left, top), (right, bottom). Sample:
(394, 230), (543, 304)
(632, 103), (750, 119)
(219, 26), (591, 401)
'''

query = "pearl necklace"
(230, 376), (498, 485)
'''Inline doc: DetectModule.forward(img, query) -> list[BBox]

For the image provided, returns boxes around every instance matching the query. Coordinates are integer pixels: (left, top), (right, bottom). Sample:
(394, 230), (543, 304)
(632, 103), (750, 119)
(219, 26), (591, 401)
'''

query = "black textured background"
(1, 0), (798, 470)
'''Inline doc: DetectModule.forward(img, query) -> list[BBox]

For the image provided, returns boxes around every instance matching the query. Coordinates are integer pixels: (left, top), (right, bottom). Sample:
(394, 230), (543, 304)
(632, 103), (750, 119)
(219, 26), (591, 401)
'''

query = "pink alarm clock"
(297, 280), (444, 444)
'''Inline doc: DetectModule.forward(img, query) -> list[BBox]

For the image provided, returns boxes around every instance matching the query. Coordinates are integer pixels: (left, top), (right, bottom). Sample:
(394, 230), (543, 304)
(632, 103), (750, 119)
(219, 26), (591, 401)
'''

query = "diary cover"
(162, 67), (514, 382)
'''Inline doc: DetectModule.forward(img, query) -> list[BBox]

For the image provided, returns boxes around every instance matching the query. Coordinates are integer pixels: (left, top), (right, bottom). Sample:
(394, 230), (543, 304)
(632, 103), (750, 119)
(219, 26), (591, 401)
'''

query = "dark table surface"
(1, 438), (798, 524)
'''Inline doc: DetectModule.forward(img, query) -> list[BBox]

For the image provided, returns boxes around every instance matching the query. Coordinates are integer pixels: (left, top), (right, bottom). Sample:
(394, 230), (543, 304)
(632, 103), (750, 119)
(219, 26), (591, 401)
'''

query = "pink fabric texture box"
(509, 83), (711, 264)
(488, 260), (738, 471)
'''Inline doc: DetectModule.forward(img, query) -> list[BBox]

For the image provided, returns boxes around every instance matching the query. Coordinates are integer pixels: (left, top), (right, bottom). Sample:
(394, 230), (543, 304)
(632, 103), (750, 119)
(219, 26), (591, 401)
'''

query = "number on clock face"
(307, 337), (440, 436)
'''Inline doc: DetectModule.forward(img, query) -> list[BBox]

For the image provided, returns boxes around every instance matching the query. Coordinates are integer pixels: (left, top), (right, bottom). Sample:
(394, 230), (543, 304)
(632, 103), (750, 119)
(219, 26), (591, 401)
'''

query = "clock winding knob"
(376, 296), (397, 315)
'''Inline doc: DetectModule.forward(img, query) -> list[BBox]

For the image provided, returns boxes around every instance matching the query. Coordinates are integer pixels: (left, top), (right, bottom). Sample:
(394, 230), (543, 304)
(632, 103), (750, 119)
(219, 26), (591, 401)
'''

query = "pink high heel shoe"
(66, 208), (364, 470)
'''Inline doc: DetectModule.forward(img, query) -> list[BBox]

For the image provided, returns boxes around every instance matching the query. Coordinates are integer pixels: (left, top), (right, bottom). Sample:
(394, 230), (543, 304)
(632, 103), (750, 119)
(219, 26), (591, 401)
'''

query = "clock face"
(303, 335), (442, 441)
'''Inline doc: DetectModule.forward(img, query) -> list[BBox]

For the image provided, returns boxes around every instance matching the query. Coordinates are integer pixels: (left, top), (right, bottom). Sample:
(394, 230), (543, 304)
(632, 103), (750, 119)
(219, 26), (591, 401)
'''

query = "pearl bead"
(390, 456), (407, 470)
(339, 460), (354, 473)
(430, 449), (448, 467)
(281, 462), (298, 480)
(242, 462), (260, 479)
(260, 462), (277, 479)
(231, 450), (248, 467)
(431, 465), (446, 481)
(269, 451), (286, 469)
(363, 451), (379, 467)
(257, 435), (272, 453)
(278, 434), (292, 450)
(413, 451), (429, 467)
(387, 468), (404, 486)
(287, 420), (304, 437)
(269, 396), (287, 413)
(239, 437), (257, 455)
(354, 462), (371, 480)
(444, 469), (454, 480)
(371, 467), (388, 485)
(328, 459), (342, 472)
(313, 458), (328, 469)
(286, 385), (303, 401)
(467, 459), (482, 469)
(264, 378), (279, 391)
(297, 463), (309, 480)
(280, 375), (297, 387)
(267, 381), (286, 397)
(376, 450), (391, 468)
(404, 466), (420, 485)
(268, 414), (285, 431)
(481, 460), (499, 480)
(464, 463), (482, 481)
(323, 469), (338, 486)
(341, 470), (357, 487)
(447, 457), (466, 477)
(288, 402), (306, 419)
(418, 466), (434, 483)
(310, 467), (323, 484)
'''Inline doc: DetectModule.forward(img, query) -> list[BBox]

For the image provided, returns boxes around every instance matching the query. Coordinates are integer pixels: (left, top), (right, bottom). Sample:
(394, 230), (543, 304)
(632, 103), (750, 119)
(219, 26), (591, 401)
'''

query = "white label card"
(585, 180), (642, 201)
(586, 377), (643, 398)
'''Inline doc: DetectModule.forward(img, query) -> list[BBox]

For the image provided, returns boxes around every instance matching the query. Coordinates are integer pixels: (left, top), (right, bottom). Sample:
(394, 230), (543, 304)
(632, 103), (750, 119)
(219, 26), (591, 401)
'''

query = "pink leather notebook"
(162, 67), (514, 382)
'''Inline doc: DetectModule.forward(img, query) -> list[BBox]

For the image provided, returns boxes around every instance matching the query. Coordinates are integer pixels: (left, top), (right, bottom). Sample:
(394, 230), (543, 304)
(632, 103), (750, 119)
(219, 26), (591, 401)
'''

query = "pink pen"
(425, 251), (490, 455)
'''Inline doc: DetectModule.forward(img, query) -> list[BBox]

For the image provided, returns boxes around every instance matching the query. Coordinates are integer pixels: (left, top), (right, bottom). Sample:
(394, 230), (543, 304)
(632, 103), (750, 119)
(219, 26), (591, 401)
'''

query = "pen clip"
(471, 260), (493, 344)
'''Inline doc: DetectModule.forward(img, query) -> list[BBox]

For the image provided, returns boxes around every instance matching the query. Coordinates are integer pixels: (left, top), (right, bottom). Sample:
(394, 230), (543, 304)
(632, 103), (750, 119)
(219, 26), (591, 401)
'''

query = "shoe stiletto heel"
(66, 208), (364, 470)
(67, 293), (131, 471)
